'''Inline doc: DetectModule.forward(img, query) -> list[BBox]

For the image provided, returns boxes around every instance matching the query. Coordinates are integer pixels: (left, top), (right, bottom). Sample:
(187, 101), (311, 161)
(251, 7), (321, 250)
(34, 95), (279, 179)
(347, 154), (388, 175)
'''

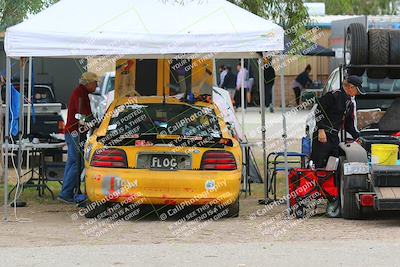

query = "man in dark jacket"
(58, 72), (98, 203)
(310, 75), (365, 168)
(221, 66), (237, 104)
(292, 64), (312, 105)
(264, 58), (276, 113)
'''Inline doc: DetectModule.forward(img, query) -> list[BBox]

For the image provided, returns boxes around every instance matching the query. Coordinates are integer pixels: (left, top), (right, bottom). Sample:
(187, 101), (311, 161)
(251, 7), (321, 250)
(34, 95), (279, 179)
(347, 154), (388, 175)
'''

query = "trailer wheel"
(388, 30), (400, 79)
(345, 23), (368, 76)
(367, 29), (389, 79)
(340, 162), (362, 219)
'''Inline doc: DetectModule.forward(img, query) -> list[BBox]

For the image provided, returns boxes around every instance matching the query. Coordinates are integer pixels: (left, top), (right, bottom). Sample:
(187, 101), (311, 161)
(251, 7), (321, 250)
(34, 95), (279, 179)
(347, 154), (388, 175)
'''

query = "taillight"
(392, 132), (400, 137)
(90, 149), (128, 168)
(201, 151), (237, 170)
(360, 194), (374, 207)
(58, 120), (65, 134)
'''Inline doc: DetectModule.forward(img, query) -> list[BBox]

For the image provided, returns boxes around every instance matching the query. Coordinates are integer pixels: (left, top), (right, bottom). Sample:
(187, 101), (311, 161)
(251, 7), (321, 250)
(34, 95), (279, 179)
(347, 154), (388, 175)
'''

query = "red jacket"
(65, 84), (92, 134)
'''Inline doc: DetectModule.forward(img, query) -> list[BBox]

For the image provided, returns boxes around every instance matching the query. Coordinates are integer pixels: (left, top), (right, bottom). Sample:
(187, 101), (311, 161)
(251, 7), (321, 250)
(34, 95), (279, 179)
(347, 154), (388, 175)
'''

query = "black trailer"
(336, 23), (400, 219)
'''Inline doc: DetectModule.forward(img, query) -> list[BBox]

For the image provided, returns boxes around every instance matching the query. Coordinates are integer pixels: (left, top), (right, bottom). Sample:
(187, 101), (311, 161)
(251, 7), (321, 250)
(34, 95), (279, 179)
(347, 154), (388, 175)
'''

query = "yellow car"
(83, 96), (242, 219)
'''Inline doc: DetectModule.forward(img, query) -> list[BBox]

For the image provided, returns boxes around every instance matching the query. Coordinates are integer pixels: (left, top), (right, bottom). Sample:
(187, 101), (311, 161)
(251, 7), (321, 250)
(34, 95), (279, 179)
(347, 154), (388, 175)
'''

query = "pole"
(17, 58), (26, 183)
(26, 57), (33, 172)
(212, 59), (217, 86)
(3, 57), (11, 222)
(240, 58), (245, 132)
(279, 52), (290, 212)
(258, 58), (268, 203)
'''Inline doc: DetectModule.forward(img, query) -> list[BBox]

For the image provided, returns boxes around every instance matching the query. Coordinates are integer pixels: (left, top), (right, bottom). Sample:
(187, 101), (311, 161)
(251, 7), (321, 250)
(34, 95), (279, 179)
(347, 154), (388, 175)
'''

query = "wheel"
(367, 29), (390, 79)
(226, 198), (239, 218)
(345, 23), (368, 76)
(388, 30), (400, 79)
(294, 205), (306, 219)
(340, 160), (362, 219)
(83, 201), (110, 219)
(326, 199), (341, 218)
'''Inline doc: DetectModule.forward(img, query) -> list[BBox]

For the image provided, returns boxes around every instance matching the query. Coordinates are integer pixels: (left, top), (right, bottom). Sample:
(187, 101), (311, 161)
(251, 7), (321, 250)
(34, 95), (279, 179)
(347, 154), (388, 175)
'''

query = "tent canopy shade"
(5, 0), (284, 58)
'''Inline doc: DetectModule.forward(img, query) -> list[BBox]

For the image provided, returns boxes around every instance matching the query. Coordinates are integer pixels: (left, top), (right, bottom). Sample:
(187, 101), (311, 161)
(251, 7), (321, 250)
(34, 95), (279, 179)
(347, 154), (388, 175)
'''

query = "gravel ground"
(2, 198), (400, 267)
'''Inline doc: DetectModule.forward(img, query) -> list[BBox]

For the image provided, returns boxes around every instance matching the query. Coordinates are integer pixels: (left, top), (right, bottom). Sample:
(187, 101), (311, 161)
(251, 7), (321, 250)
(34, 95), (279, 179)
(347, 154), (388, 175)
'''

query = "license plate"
(150, 155), (179, 169)
(343, 162), (370, 175)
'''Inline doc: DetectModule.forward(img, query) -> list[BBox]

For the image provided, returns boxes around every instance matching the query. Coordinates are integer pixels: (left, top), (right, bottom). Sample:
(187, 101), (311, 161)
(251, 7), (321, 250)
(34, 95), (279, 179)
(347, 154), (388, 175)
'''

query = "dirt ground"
(2, 193), (400, 247)
(2, 192), (400, 266)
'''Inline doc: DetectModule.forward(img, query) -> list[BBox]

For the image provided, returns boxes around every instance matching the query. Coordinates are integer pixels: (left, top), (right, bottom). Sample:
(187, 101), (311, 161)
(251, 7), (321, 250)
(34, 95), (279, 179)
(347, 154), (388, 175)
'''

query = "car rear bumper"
(85, 167), (241, 206)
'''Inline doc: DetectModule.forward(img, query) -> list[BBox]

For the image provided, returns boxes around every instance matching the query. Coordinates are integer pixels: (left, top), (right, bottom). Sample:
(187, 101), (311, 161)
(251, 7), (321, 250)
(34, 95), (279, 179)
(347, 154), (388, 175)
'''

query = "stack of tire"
(346, 23), (400, 79)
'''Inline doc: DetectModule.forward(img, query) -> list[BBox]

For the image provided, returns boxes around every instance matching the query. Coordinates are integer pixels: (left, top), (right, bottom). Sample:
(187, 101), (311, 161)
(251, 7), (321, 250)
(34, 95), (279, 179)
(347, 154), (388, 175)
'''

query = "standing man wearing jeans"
(58, 72), (98, 204)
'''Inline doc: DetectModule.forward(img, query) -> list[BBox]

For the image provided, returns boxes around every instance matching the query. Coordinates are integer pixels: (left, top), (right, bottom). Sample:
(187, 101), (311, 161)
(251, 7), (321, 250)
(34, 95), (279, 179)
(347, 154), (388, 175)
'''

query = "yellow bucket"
(371, 144), (399, 166)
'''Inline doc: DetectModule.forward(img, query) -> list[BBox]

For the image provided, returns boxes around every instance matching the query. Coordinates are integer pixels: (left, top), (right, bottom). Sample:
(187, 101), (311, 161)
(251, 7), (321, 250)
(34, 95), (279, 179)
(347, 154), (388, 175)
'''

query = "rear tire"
(340, 161), (362, 219)
(388, 30), (400, 79)
(346, 23), (368, 76)
(226, 198), (239, 218)
(367, 29), (389, 79)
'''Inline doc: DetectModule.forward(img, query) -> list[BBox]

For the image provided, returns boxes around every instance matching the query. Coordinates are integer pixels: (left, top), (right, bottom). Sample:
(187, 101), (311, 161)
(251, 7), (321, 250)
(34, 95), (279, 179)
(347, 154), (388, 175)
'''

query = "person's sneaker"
(57, 196), (75, 204)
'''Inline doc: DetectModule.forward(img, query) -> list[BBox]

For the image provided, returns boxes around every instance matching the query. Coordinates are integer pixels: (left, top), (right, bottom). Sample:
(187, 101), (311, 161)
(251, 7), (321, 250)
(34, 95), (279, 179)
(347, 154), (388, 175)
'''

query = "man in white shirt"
(236, 63), (250, 108)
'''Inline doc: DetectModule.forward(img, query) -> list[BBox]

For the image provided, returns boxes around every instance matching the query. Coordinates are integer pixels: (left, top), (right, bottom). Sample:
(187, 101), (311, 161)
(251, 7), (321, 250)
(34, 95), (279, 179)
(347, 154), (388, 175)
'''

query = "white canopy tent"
(3, 0), (288, 221)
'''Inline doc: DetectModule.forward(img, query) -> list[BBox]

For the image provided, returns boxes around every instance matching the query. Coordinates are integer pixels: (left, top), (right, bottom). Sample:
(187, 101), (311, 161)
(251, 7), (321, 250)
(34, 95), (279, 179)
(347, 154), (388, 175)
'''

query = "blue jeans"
(59, 133), (82, 200)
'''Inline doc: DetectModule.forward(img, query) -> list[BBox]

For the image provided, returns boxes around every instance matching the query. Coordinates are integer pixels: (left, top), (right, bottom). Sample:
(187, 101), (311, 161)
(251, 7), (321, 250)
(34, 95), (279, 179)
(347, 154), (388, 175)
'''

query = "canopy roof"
(5, 0), (284, 58)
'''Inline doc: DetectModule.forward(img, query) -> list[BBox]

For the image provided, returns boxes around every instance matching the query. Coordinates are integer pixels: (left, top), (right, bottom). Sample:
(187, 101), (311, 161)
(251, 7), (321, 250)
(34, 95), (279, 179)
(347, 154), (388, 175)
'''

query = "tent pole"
(258, 58), (268, 203)
(18, 58), (26, 184)
(212, 59), (217, 86)
(279, 52), (290, 213)
(240, 58), (246, 193)
(240, 58), (245, 132)
(26, 57), (33, 172)
(3, 57), (11, 222)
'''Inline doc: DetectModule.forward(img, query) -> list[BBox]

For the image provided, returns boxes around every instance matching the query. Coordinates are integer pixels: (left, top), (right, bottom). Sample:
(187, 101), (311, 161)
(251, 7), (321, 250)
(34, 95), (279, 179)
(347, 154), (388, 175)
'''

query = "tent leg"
(18, 58), (26, 184)
(258, 58), (269, 203)
(240, 58), (245, 131)
(279, 52), (290, 213)
(3, 57), (11, 222)
(240, 58), (247, 193)
(26, 57), (33, 172)
(212, 59), (217, 86)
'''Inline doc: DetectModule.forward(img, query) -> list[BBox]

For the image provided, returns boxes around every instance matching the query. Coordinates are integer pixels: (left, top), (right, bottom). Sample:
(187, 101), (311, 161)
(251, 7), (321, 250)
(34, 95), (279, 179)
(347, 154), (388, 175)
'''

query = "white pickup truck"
(89, 71), (115, 120)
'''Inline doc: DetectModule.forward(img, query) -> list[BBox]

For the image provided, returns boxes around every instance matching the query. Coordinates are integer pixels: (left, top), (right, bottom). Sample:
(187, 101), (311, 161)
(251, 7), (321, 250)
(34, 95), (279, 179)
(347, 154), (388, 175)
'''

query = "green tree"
(309, 0), (399, 15)
(0, 0), (58, 30)
(228, 0), (310, 39)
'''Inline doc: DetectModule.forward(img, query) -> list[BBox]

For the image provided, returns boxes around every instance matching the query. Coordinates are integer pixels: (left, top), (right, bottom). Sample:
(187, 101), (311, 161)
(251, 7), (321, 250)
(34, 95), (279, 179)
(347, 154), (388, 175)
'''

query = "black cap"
(346, 75), (365, 95)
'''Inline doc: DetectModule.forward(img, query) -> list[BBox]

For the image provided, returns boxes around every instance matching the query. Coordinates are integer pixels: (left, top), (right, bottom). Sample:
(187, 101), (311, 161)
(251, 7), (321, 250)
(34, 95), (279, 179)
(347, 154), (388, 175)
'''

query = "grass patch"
(0, 182), (62, 205)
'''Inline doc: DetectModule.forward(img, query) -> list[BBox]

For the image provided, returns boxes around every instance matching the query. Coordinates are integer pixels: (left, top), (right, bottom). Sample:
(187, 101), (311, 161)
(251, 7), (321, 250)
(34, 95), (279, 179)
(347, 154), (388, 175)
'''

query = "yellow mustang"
(83, 96), (242, 219)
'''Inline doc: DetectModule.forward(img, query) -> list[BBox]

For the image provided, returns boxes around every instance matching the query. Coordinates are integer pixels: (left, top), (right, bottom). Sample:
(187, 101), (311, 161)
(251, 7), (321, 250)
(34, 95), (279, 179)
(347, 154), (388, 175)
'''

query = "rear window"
(106, 103), (221, 139)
